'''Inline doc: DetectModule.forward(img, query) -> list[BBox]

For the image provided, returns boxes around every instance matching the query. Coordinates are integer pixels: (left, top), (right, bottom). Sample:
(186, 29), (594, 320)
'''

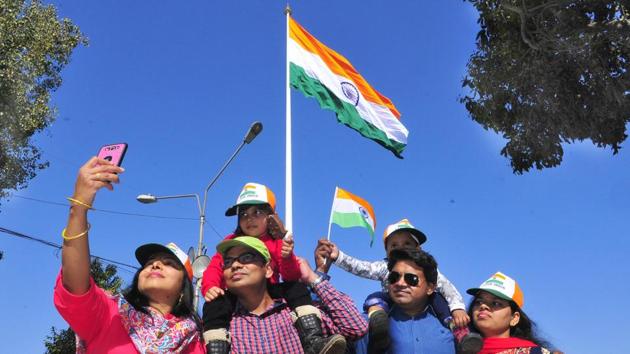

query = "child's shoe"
(367, 309), (390, 354)
(295, 313), (346, 354)
(451, 325), (483, 353)
(203, 329), (230, 354)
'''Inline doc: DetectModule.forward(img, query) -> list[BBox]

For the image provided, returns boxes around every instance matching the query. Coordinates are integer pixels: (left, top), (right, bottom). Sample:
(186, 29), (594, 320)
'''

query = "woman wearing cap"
(54, 157), (205, 352)
(200, 182), (345, 354)
(318, 218), (481, 353)
(467, 272), (554, 354)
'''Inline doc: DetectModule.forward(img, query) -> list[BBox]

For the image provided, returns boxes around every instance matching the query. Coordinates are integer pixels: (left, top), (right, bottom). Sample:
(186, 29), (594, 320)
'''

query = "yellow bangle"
(62, 223), (91, 241)
(67, 197), (93, 209)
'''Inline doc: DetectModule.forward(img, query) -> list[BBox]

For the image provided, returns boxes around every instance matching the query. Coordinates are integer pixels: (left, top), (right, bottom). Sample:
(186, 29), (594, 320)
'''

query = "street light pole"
(136, 121), (263, 310)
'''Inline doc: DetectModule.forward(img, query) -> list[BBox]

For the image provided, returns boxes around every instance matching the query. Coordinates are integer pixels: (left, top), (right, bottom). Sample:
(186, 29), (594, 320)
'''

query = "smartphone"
(97, 143), (128, 167)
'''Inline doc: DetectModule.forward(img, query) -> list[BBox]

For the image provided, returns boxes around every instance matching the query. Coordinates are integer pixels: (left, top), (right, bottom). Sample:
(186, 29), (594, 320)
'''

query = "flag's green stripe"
(290, 63), (405, 158)
(332, 211), (375, 246)
(332, 211), (374, 234)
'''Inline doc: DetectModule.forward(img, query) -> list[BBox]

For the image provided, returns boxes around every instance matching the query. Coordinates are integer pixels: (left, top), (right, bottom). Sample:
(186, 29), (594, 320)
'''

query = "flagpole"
(284, 4), (293, 232)
(326, 187), (337, 240)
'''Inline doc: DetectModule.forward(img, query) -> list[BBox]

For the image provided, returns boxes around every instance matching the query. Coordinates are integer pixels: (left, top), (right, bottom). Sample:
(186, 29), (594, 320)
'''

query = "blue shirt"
(355, 305), (455, 354)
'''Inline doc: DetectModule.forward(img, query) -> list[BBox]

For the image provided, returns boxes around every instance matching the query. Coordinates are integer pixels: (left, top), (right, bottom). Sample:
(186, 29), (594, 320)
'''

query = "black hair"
(467, 293), (553, 348)
(123, 266), (204, 340)
(233, 203), (274, 235)
(387, 248), (438, 285)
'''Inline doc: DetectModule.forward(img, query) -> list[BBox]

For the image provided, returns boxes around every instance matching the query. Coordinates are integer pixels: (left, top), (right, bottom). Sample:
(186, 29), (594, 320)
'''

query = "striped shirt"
(230, 280), (367, 353)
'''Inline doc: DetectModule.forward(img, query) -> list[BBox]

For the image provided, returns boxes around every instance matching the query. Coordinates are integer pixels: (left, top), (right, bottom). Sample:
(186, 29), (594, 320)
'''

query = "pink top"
(53, 271), (205, 353)
(201, 232), (302, 296)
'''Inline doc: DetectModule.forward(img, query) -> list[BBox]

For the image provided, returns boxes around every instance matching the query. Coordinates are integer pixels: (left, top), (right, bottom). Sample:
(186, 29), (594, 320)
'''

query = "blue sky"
(1, 1), (628, 352)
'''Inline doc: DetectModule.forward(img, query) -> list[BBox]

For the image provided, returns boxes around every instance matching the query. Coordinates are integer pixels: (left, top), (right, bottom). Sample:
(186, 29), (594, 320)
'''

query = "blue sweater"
(355, 305), (456, 354)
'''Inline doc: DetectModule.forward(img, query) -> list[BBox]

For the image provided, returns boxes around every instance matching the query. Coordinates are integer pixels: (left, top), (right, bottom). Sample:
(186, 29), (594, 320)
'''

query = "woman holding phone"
(54, 156), (205, 353)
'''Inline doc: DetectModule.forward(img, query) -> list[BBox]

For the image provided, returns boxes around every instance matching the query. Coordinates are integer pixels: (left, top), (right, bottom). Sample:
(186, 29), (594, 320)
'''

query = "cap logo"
(165, 243), (187, 262)
(485, 279), (506, 289)
(237, 184), (264, 202)
(238, 190), (258, 200)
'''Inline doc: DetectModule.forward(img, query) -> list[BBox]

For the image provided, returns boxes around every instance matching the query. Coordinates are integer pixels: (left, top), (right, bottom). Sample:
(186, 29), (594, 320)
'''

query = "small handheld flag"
(327, 187), (376, 246)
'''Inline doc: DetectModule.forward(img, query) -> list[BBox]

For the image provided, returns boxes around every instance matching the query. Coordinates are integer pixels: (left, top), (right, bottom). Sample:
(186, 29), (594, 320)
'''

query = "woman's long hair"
(123, 267), (203, 339)
(468, 296), (552, 348)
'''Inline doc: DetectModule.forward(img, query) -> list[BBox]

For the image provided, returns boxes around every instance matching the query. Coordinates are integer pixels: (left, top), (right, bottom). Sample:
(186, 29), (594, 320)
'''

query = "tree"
(462, 0), (630, 173)
(44, 258), (123, 353)
(0, 0), (86, 204)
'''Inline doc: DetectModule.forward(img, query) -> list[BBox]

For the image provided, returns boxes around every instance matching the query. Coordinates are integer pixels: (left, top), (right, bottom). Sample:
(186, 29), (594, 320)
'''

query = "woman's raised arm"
(61, 157), (123, 294)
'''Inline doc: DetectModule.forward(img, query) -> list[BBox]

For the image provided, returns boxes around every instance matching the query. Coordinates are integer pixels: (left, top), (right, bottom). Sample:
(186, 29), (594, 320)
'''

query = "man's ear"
(264, 262), (273, 279)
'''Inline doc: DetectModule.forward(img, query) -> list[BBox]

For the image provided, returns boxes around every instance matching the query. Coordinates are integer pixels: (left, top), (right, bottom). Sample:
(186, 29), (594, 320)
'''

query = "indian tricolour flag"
(288, 17), (408, 158)
(328, 187), (376, 245)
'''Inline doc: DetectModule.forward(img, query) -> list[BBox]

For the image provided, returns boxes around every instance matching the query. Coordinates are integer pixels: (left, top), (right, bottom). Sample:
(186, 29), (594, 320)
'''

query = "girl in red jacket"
(201, 183), (345, 354)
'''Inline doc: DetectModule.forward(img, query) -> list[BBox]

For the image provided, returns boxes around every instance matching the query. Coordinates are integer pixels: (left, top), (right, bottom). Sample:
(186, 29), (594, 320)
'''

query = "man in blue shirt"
(355, 249), (455, 354)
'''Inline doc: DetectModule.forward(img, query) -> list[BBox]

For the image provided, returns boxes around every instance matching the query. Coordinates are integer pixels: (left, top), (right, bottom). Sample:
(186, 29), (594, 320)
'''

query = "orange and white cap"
(225, 182), (277, 216)
(382, 218), (427, 248)
(135, 242), (194, 280)
(467, 271), (524, 308)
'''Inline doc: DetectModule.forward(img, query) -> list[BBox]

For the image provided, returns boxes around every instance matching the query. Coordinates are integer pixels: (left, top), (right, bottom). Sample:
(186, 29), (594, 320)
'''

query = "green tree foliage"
(44, 258), (123, 353)
(462, 0), (630, 173)
(0, 0), (86, 203)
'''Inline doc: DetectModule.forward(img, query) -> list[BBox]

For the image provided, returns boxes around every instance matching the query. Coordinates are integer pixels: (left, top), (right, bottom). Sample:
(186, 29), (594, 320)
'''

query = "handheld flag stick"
(326, 187), (337, 241)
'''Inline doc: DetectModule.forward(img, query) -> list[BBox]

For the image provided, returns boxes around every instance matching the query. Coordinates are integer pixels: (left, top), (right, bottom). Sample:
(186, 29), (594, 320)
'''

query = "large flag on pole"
(288, 17), (408, 158)
(327, 187), (376, 245)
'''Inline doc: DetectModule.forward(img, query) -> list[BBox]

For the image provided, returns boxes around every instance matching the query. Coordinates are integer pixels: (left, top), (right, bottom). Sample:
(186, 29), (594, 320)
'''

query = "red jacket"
(201, 232), (302, 296)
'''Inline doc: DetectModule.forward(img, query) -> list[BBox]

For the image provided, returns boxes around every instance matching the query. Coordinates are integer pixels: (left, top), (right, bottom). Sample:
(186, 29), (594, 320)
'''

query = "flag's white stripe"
(289, 39), (408, 144)
(332, 198), (362, 213)
(332, 199), (375, 229)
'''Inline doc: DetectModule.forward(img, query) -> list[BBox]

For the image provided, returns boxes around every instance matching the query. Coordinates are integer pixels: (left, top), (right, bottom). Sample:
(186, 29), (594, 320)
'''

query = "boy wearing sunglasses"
(319, 219), (482, 353)
(355, 248), (455, 354)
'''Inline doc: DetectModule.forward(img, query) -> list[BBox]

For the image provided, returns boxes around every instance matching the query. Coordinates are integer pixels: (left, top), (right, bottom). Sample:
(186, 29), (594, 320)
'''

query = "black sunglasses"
(387, 271), (420, 287)
(223, 252), (264, 270)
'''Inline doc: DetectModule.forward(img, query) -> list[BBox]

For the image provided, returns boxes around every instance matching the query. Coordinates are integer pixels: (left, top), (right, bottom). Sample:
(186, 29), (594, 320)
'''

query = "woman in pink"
(54, 157), (205, 353)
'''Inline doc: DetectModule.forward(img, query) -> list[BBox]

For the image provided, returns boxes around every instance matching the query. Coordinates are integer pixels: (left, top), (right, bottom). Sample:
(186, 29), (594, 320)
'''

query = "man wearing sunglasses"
(355, 248), (456, 354)
(216, 236), (368, 353)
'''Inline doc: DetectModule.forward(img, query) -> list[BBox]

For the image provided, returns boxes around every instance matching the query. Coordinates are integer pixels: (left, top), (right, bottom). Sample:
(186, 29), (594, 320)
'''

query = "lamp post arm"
(199, 141), (247, 253)
(202, 141), (247, 208)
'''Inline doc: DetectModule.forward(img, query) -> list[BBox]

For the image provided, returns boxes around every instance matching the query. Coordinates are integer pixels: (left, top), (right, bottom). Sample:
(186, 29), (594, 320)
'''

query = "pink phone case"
(97, 143), (128, 167)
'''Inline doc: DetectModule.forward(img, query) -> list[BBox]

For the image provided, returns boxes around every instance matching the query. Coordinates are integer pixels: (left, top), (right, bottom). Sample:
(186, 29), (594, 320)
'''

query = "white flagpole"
(284, 5), (293, 232)
(326, 187), (337, 240)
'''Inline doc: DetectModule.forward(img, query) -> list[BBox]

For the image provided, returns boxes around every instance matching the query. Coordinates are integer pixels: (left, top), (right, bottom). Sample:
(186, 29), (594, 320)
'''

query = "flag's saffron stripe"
(290, 63), (406, 156)
(289, 18), (400, 119)
(335, 188), (376, 223)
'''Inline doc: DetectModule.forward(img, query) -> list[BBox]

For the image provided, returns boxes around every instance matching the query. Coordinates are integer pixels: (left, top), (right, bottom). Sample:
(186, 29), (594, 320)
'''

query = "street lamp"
(136, 121), (263, 310)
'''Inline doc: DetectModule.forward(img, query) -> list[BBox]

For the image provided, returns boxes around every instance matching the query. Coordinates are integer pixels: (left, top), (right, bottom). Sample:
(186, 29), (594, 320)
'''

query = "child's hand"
(267, 214), (287, 239)
(316, 239), (339, 261)
(451, 309), (470, 328)
(204, 287), (225, 301)
(281, 232), (294, 258)
(314, 239), (337, 273)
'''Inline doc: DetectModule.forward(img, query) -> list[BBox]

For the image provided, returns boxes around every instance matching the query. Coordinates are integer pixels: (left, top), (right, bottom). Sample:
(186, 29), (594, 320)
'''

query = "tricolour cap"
(225, 183), (276, 216)
(216, 236), (271, 262)
(135, 242), (193, 280)
(382, 219), (427, 248)
(467, 271), (524, 308)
